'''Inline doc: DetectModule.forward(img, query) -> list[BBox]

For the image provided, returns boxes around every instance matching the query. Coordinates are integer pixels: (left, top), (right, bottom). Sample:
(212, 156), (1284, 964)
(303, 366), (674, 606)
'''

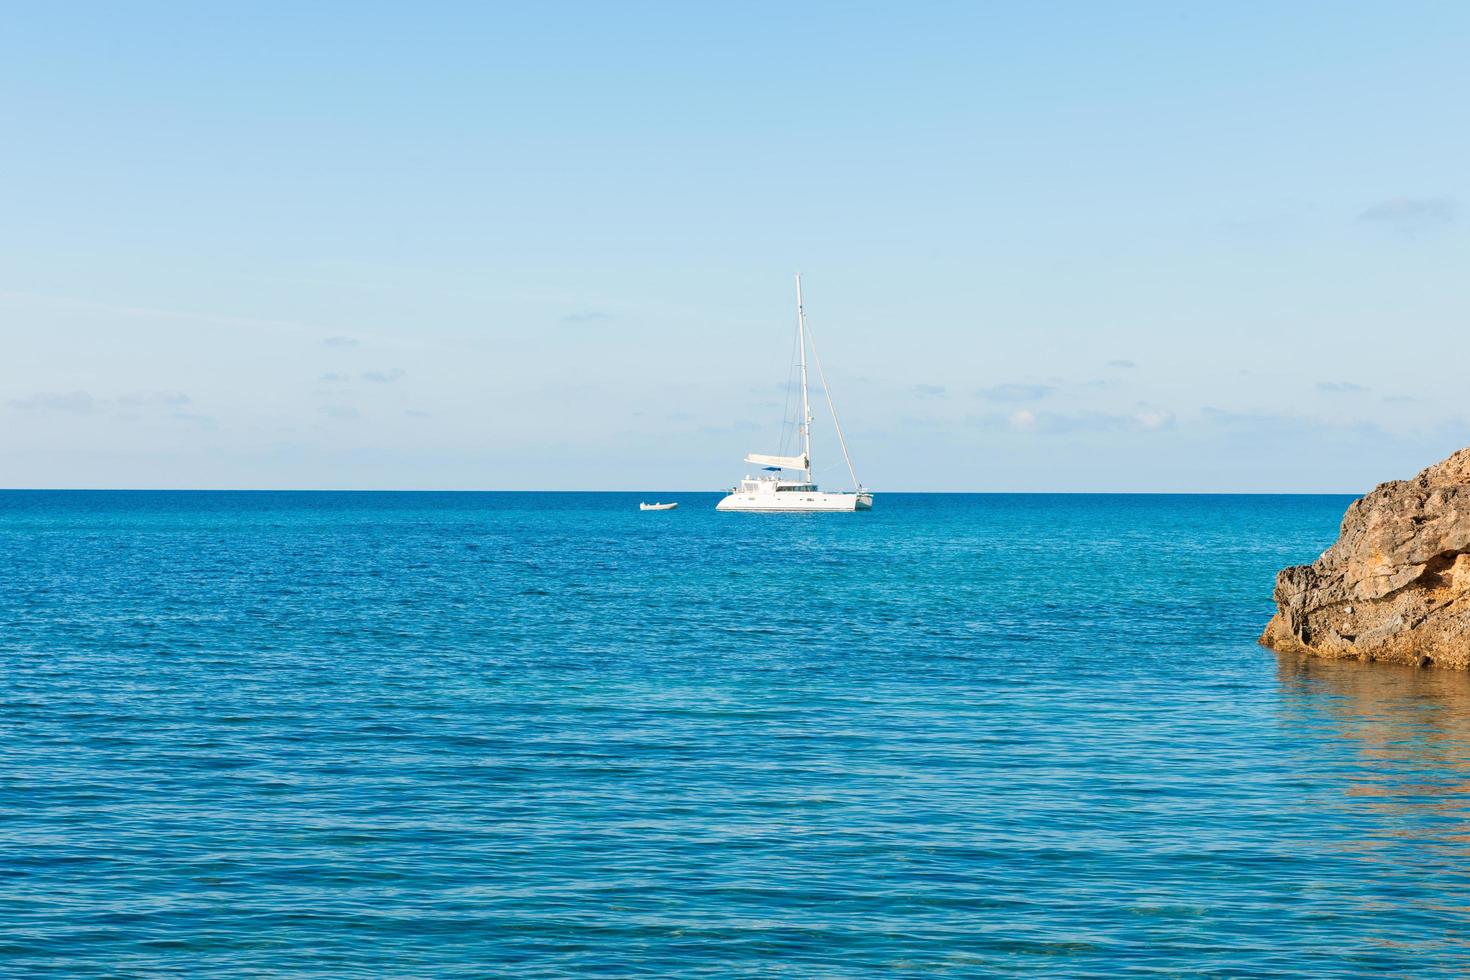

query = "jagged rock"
(1261, 447), (1470, 669)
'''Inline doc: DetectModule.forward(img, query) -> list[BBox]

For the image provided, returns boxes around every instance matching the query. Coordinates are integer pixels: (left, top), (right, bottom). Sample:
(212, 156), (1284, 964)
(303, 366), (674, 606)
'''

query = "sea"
(4, 490), (1470, 977)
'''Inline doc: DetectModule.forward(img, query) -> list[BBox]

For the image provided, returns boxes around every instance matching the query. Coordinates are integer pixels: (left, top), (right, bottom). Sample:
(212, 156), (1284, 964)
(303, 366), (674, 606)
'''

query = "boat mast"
(795, 273), (813, 484)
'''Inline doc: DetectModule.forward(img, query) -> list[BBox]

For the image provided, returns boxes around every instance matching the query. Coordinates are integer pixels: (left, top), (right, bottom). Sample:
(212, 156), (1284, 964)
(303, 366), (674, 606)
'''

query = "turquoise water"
(5, 491), (1470, 976)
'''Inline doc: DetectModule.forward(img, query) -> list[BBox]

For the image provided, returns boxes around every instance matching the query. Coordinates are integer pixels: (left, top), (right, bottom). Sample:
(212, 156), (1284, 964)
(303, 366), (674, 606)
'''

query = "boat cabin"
(736, 474), (818, 494)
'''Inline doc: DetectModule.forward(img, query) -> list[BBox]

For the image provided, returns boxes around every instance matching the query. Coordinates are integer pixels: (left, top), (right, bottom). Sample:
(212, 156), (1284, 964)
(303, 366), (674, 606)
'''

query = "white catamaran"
(717, 276), (873, 513)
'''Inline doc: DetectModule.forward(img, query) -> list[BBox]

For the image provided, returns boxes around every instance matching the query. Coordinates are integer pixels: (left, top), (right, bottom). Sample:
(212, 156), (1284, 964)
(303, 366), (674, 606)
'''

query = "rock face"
(1261, 447), (1470, 669)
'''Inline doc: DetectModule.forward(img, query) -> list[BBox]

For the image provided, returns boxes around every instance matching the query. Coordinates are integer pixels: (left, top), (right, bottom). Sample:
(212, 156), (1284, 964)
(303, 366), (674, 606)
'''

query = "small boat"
(716, 275), (873, 513)
(639, 501), (678, 511)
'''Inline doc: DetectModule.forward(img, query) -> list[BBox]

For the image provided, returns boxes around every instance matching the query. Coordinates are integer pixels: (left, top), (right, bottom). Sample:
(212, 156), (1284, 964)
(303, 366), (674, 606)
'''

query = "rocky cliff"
(1261, 447), (1470, 669)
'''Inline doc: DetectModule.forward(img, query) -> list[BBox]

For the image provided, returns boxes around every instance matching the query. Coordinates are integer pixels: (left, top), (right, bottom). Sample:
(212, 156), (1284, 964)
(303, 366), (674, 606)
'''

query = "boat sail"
(716, 276), (873, 513)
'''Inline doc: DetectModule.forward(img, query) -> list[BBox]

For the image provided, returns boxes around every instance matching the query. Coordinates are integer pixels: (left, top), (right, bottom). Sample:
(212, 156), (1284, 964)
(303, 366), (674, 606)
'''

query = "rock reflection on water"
(1274, 652), (1470, 941)
(1277, 653), (1470, 781)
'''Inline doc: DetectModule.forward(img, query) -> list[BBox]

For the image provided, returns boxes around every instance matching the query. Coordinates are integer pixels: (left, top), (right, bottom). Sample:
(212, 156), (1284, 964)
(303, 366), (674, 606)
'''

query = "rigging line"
(804, 318), (861, 491)
(778, 317), (800, 457)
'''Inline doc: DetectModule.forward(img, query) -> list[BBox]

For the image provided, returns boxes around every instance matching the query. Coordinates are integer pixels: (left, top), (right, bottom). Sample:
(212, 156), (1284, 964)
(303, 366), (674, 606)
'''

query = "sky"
(1, 1), (1467, 492)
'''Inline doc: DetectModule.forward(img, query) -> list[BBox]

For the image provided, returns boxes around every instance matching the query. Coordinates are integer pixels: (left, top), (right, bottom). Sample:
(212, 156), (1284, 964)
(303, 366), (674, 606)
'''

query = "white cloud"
(1008, 409), (1038, 431)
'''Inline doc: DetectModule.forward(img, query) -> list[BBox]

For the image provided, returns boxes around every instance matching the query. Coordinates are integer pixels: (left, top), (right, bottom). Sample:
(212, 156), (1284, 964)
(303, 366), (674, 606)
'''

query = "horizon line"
(0, 487), (1365, 496)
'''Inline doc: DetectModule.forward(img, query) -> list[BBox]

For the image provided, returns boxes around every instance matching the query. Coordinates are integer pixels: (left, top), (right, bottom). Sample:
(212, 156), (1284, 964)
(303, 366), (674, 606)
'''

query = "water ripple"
(3, 491), (1469, 975)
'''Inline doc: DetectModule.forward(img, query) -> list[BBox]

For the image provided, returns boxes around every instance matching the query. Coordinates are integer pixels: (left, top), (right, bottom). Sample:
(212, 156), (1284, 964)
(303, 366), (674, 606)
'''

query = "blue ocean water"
(4, 490), (1470, 977)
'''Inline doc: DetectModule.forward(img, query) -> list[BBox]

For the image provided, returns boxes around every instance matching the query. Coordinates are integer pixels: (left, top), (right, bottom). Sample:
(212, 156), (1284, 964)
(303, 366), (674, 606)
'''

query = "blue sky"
(2, 2), (1466, 491)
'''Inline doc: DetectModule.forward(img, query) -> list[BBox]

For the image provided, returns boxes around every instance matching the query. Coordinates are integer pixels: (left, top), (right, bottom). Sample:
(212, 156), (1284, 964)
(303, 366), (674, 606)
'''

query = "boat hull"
(716, 491), (872, 512)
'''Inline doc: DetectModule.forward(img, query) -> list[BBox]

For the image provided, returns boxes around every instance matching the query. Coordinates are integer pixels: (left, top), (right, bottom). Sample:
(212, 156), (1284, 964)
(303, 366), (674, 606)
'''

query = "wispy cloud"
(983, 408), (1174, 434)
(1357, 197), (1456, 233)
(319, 372), (349, 382)
(10, 388), (206, 420)
(1134, 410), (1175, 431)
(1107, 359), (1136, 369)
(561, 310), (612, 327)
(117, 390), (191, 407)
(1317, 381), (1368, 393)
(0, 289), (311, 336)
(753, 381), (795, 395)
(320, 404), (360, 420)
(361, 368), (405, 383)
(977, 382), (1054, 402)
(405, 409), (432, 418)
(323, 335), (360, 348)
(696, 421), (760, 435)
(912, 383), (947, 397)
(1199, 406), (1398, 446)
(7, 391), (99, 414)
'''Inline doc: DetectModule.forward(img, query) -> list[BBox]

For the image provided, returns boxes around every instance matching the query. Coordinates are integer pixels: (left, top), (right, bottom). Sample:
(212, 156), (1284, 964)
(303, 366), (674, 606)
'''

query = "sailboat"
(716, 276), (873, 513)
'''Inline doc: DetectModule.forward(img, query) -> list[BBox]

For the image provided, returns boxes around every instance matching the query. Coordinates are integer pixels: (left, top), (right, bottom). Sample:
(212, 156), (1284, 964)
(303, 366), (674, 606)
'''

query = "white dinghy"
(639, 502), (678, 511)
(717, 276), (873, 513)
